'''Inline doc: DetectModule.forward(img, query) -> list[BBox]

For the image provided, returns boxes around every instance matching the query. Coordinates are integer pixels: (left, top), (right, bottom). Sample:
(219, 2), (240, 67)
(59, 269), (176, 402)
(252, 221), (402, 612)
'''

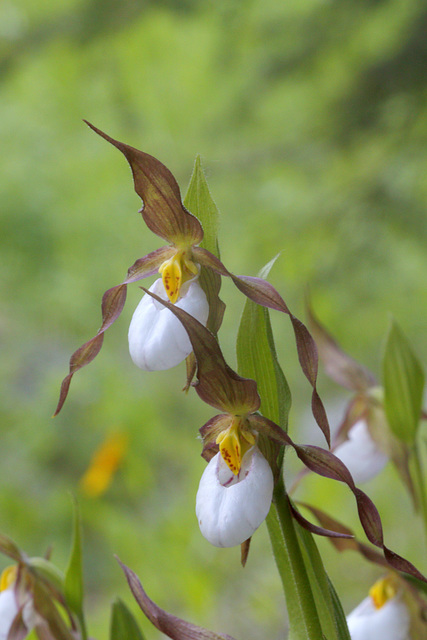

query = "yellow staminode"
(369, 576), (397, 609)
(159, 251), (199, 304)
(80, 431), (128, 498)
(216, 417), (256, 475)
(0, 565), (17, 592)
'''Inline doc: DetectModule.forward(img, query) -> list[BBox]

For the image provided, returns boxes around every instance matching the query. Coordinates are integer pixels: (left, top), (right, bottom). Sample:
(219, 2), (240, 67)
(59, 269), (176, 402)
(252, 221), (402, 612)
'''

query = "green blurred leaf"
(236, 256), (291, 428)
(64, 499), (86, 637)
(110, 598), (146, 640)
(382, 319), (425, 444)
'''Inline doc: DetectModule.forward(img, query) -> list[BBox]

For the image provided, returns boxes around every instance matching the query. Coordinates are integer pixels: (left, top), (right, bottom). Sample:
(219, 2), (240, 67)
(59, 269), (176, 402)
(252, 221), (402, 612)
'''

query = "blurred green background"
(1, 0), (427, 637)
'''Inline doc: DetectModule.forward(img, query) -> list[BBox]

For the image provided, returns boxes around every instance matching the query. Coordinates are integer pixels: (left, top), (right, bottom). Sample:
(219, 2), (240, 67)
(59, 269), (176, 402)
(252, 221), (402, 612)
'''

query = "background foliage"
(1, 0), (427, 637)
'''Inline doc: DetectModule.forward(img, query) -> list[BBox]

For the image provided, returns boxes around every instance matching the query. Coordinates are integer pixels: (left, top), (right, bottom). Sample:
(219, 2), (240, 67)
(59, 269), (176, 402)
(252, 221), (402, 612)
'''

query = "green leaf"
(64, 499), (87, 638)
(236, 256), (291, 428)
(110, 598), (146, 640)
(184, 156), (225, 336)
(382, 319), (425, 444)
(184, 156), (220, 259)
(267, 486), (324, 640)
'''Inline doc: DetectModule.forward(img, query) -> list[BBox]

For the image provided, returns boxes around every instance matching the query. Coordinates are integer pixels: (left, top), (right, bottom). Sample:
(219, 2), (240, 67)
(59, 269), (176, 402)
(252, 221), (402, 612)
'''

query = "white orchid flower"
(346, 576), (410, 640)
(333, 419), (388, 484)
(196, 446), (274, 547)
(128, 277), (209, 371)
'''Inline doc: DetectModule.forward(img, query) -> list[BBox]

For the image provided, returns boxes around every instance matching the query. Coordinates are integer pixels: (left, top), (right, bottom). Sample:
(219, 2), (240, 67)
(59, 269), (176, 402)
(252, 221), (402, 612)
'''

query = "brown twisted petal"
(117, 559), (237, 640)
(306, 300), (377, 392)
(142, 287), (260, 415)
(54, 246), (174, 415)
(193, 247), (330, 446)
(249, 413), (426, 583)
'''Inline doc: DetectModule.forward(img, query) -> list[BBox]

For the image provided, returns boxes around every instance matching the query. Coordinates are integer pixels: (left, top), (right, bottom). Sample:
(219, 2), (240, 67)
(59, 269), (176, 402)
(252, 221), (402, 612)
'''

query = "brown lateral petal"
(288, 500), (354, 540)
(84, 122), (203, 247)
(200, 414), (231, 460)
(32, 581), (75, 640)
(142, 288), (260, 415)
(249, 414), (426, 582)
(118, 559), (237, 640)
(296, 502), (389, 568)
(8, 609), (29, 640)
(194, 247), (330, 446)
(54, 247), (173, 415)
(306, 301), (377, 392)
(0, 534), (23, 563)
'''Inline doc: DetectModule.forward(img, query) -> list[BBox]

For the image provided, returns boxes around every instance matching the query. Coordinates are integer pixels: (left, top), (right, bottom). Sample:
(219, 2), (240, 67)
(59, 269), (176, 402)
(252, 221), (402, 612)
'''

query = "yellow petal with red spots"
(159, 255), (183, 304)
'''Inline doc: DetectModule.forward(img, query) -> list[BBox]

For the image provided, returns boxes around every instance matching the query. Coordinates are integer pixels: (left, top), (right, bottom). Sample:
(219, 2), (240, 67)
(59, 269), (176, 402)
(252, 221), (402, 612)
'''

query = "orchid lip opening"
(369, 576), (397, 610)
(158, 250), (199, 304)
(215, 416), (256, 475)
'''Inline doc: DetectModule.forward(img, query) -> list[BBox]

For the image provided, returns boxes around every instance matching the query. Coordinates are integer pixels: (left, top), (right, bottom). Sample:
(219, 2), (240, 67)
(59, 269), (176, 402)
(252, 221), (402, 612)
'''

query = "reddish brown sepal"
(194, 247), (330, 446)
(84, 121), (204, 247)
(142, 288), (260, 415)
(199, 414), (231, 460)
(117, 558), (237, 640)
(306, 300), (377, 392)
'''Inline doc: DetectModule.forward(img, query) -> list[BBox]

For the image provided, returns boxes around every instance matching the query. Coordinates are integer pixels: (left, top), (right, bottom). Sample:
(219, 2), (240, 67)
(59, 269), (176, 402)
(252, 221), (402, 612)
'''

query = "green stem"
(266, 475), (324, 640)
(414, 446), (427, 548)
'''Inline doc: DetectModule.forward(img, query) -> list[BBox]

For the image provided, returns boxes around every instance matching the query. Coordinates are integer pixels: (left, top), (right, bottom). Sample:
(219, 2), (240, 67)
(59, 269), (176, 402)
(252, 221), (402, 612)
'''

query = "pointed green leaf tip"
(184, 155), (225, 336)
(110, 599), (146, 640)
(382, 319), (425, 445)
(184, 155), (220, 259)
(64, 498), (86, 637)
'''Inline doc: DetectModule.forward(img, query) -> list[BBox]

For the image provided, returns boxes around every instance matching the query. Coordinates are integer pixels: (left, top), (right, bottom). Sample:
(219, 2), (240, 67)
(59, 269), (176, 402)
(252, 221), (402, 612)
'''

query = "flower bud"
(196, 446), (274, 547)
(333, 419), (388, 484)
(128, 278), (209, 371)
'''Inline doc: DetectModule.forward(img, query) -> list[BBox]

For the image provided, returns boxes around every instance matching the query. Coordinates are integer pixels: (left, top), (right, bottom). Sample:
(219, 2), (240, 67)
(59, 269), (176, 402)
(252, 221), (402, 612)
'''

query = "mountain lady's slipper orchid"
(332, 419), (388, 484)
(55, 124), (329, 454)
(128, 277), (209, 371)
(140, 290), (427, 583)
(196, 446), (274, 547)
(346, 576), (410, 640)
(307, 303), (422, 500)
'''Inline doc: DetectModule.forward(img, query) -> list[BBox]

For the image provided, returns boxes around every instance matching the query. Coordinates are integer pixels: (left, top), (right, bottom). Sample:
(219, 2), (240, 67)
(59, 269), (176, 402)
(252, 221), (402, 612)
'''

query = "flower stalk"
(267, 476), (324, 640)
